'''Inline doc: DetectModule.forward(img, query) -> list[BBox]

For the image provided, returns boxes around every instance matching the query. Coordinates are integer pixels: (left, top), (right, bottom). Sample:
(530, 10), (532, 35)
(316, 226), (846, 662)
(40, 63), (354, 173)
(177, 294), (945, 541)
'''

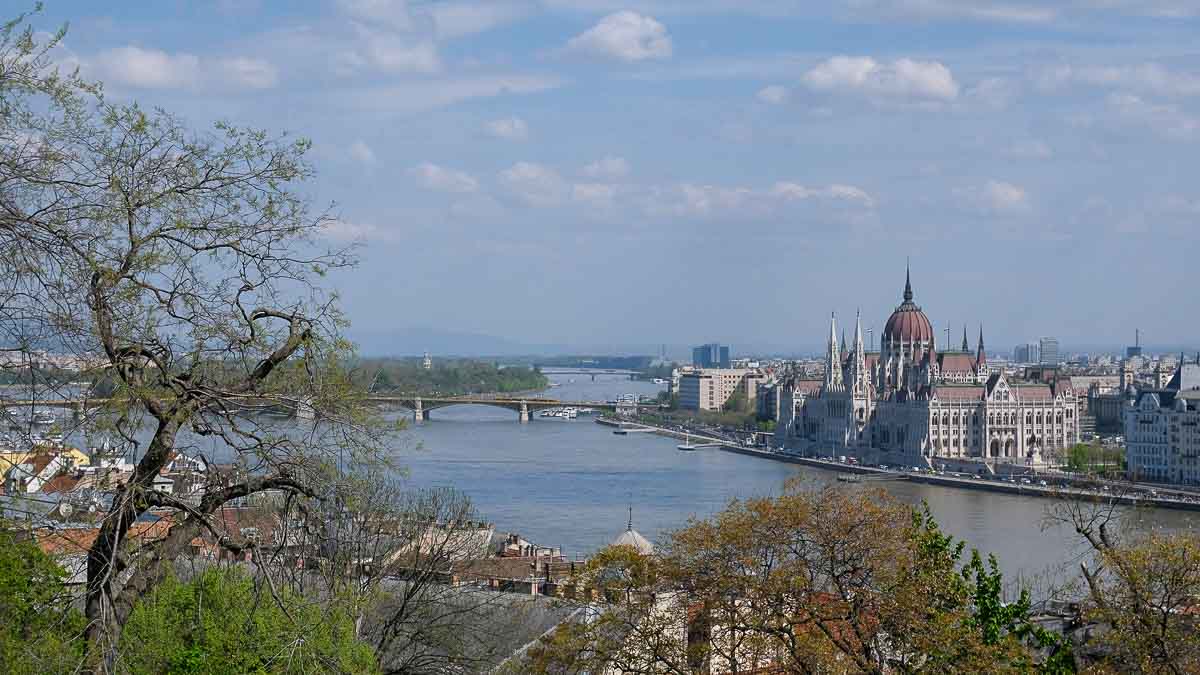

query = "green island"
(354, 358), (549, 397)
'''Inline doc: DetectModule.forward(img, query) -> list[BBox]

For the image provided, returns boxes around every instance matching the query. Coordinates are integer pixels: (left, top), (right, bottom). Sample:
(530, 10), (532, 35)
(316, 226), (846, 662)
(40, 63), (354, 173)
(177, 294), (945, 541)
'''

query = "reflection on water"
(398, 371), (1198, 588)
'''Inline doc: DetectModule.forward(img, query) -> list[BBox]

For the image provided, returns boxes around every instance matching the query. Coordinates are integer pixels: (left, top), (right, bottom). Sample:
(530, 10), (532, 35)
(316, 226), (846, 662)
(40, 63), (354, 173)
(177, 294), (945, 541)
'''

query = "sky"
(28, 0), (1200, 355)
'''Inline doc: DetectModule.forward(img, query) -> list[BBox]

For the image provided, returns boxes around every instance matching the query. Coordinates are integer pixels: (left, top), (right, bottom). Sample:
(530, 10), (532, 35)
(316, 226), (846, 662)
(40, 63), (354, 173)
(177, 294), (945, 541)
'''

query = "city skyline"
(31, 1), (1200, 349)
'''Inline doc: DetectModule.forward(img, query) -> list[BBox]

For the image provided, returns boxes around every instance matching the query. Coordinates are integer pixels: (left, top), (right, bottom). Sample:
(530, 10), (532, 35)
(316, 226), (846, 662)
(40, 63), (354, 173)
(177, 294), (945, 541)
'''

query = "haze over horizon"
(35, 0), (1200, 352)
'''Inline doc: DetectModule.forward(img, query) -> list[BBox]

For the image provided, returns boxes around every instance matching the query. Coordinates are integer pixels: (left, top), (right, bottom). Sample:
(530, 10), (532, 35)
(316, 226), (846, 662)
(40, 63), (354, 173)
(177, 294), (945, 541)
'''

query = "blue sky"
(31, 1), (1200, 354)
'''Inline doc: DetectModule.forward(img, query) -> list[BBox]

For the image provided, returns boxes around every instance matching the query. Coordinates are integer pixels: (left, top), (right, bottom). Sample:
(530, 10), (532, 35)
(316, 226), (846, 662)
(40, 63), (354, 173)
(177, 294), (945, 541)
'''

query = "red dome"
(883, 268), (935, 345)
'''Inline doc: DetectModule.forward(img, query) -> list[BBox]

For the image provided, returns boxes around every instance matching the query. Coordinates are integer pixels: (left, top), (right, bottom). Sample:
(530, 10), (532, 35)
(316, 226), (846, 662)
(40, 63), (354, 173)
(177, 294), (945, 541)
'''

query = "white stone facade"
(779, 271), (1079, 467)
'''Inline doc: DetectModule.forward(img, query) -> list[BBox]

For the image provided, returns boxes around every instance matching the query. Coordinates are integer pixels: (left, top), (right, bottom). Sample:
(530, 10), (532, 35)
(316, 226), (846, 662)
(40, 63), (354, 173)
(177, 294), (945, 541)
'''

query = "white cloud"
(95, 46), (200, 89)
(429, 2), (532, 38)
(354, 26), (441, 73)
(409, 162), (479, 193)
(959, 180), (1029, 213)
(581, 156), (630, 178)
(500, 162), (568, 206)
(565, 11), (672, 62)
(803, 56), (959, 101)
(1007, 139), (1053, 159)
(1107, 92), (1200, 141)
(649, 180), (875, 217)
(349, 140), (376, 164)
(572, 182), (618, 206)
(757, 84), (789, 104)
(1038, 62), (1200, 98)
(321, 220), (395, 242)
(337, 0), (419, 32)
(91, 46), (280, 91)
(219, 57), (279, 89)
(772, 182), (877, 207)
(485, 117), (530, 140)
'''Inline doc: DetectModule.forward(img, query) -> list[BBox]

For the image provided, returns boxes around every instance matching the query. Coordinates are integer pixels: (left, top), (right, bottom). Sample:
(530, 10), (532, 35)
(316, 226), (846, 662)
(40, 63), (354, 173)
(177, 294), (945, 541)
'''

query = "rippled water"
(395, 372), (1197, 589)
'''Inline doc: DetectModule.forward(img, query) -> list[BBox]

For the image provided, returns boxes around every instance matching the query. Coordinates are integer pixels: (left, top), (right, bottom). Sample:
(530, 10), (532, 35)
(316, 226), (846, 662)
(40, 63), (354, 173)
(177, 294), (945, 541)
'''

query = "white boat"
(677, 432), (697, 451)
(31, 409), (56, 426)
(565, 407), (578, 419)
(653, 378), (667, 385)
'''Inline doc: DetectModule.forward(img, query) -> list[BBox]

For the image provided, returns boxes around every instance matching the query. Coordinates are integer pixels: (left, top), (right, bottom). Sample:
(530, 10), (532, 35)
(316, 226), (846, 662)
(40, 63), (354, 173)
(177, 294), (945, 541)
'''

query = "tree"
(118, 566), (378, 674)
(1047, 494), (1200, 673)
(523, 483), (1060, 674)
(0, 526), (87, 674)
(1, 10), (391, 668)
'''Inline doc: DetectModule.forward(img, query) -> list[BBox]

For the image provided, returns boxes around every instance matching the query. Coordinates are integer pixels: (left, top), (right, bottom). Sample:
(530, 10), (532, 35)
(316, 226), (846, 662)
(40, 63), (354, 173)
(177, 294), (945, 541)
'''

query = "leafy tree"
(118, 567), (378, 674)
(523, 484), (1063, 674)
(1, 9), (392, 666)
(1049, 496), (1200, 673)
(0, 527), (86, 674)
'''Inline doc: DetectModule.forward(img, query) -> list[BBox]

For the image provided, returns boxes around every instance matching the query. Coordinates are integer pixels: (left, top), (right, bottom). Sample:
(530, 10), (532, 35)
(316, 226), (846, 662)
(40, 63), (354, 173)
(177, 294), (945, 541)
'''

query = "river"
(394, 370), (1197, 591)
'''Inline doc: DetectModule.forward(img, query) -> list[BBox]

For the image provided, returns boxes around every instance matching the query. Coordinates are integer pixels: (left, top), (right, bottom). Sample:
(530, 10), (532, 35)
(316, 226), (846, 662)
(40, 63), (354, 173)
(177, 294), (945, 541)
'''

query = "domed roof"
(883, 267), (934, 345)
(611, 528), (654, 555)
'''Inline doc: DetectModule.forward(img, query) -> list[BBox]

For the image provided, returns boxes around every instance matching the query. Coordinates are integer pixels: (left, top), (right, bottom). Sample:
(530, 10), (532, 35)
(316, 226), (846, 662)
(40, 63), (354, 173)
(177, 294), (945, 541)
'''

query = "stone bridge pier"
(519, 401), (530, 423)
(412, 398), (430, 423)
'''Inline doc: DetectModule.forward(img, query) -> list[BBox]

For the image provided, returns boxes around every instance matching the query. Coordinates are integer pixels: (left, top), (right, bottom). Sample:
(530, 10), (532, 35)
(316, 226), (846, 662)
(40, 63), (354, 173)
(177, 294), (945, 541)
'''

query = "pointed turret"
(825, 313), (843, 391)
(976, 325), (987, 368)
(903, 261), (913, 303)
(841, 329), (847, 356)
(851, 310), (869, 394)
(961, 325), (969, 352)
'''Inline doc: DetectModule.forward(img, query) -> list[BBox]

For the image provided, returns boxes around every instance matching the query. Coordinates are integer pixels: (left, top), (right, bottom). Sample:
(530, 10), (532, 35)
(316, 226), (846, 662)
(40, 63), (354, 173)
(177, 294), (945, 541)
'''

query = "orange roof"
(34, 517), (175, 557)
(41, 474), (80, 494)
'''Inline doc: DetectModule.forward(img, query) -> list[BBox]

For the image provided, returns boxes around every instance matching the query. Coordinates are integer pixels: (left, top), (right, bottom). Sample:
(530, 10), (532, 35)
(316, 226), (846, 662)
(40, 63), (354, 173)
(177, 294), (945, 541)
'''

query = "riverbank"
(601, 418), (1200, 513)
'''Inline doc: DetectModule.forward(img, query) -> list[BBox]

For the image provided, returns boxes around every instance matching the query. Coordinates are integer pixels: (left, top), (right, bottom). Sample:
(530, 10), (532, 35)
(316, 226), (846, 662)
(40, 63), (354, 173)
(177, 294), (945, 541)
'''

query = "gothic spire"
(903, 260), (913, 303)
(841, 328), (847, 355)
(961, 325), (969, 352)
(976, 325), (987, 365)
(825, 313), (843, 390)
(851, 310), (869, 393)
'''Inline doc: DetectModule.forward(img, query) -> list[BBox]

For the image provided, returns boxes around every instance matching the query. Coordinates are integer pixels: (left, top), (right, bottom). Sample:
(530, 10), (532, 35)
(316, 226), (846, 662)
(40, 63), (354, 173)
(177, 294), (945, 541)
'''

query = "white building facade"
(1125, 361), (1200, 485)
(778, 269), (1079, 468)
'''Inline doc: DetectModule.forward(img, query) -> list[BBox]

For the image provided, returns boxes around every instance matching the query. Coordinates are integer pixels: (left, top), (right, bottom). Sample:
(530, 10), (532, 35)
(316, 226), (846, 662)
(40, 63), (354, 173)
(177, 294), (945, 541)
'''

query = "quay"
(601, 418), (1200, 513)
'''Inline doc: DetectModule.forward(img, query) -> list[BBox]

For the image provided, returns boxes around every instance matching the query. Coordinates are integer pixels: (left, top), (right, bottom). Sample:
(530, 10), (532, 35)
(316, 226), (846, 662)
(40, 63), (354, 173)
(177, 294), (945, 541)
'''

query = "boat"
(677, 432), (697, 451)
(565, 407), (578, 419)
(31, 409), (56, 426)
(836, 474), (860, 483)
(653, 378), (667, 385)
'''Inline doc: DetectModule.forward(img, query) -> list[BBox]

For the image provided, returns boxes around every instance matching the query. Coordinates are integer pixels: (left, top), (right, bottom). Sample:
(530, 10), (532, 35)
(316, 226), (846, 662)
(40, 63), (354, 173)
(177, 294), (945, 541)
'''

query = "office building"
(692, 343), (731, 369)
(1013, 343), (1040, 364)
(1039, 337), (1060, 365)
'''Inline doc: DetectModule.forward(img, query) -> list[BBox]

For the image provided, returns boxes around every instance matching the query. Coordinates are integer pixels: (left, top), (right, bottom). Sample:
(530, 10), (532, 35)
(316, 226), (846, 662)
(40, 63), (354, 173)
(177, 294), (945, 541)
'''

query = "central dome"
(883, 268), (934, 345)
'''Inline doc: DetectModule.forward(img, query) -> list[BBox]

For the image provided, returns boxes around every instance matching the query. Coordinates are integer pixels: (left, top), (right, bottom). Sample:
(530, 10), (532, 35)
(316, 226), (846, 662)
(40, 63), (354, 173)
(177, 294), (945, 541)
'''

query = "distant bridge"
(0, 395), (664, 423)
(366, 395), (660, 422)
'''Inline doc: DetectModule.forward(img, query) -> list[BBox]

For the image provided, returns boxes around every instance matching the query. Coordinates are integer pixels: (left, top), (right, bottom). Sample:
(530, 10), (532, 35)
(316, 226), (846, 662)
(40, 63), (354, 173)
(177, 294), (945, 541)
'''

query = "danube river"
(395, 371), (1197, 589)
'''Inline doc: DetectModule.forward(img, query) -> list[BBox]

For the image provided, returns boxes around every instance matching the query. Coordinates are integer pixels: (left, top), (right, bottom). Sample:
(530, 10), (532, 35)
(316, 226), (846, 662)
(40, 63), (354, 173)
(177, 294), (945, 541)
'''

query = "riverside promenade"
(598, 418), (1200, 513)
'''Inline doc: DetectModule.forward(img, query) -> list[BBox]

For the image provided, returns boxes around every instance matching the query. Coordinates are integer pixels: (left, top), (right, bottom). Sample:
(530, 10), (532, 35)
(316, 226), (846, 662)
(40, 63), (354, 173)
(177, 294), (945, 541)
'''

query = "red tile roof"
(1015, 385), (1054, 400)
(40, 474), (80, 494)
(933, 386), (985, 401)
(938, 353), (978, 373)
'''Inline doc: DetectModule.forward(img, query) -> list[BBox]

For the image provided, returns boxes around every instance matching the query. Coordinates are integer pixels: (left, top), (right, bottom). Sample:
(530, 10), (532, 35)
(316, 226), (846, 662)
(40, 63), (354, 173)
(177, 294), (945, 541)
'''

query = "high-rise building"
(1013, 343), (1040, 364)
(1039, 337), (1060, 365)
(1126, 329), (1143, 359)
(692, 343), (731, 369)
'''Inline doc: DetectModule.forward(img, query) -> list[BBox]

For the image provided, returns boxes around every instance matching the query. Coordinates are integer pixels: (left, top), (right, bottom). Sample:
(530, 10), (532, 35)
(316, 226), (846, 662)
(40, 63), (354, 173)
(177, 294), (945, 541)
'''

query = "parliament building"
(779, 269), (1079, 467)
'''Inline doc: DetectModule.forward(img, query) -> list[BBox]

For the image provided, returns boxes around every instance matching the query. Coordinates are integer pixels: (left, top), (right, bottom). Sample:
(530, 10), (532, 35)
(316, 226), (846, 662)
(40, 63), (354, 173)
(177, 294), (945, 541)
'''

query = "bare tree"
(1045, 491), (1200, 673)
(1, 10), (393, 669)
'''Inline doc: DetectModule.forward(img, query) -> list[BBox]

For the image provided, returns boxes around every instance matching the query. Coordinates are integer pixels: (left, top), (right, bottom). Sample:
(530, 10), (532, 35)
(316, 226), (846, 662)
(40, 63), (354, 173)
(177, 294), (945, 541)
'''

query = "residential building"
(678, 368), (760, 412)
(1125, 358), (1200, 485)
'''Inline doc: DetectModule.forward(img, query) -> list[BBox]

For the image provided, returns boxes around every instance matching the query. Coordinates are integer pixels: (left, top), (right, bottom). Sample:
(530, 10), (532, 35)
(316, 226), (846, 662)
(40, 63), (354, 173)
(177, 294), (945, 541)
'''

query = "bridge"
(366, 396), (659, 422)
(0, 396), (663, 423)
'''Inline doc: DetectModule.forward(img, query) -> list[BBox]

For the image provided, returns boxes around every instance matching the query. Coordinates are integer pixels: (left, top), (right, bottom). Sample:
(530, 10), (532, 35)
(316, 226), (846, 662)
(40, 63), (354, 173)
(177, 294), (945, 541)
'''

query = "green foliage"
(357, 358), (548, 396)
(0, 528), (86, 674)
(119, 567), (379, 675)
(1066, 443), (1124, 475)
